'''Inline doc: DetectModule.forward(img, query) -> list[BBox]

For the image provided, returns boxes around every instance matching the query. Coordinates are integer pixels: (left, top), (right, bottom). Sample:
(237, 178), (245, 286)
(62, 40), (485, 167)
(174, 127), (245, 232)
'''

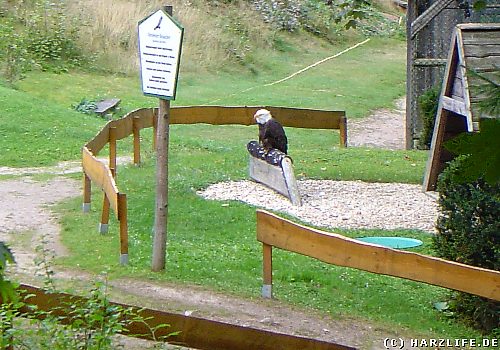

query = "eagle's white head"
(254, 109), (272, 125)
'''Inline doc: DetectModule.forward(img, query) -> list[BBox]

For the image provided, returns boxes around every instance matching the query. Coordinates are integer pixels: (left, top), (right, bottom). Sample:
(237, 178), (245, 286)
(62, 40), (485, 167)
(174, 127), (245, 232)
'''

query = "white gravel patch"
(198, 180), (439, 233)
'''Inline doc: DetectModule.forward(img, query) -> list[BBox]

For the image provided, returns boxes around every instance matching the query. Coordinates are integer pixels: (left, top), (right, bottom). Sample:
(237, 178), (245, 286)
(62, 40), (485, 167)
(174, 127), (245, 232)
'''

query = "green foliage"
(1, 252), (174, 349)
(0, 242), (17, 303)
(251, 0), (397, 38)
(444, 119), (500, 185)
(0, 0), (87, 82)
(470, 68), (500, 117)
(23, 0), (85, 72)
(73, 98), (98, 115)
(417, 86), (440, 149)
(433, 157), (500, 332)
(0, 18), (33, 83)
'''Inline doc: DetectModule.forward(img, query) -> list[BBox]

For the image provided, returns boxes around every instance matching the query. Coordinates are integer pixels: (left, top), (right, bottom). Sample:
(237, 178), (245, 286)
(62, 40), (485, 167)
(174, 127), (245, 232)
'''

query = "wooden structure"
(257, 210), (500, 300)
(94, 98), (121, 116)
(405, 0), (498, 148)
(5, 284), (354, 350)
(82, 106), (346, 264)
(249, 155), (302, 206)
(423, 23), (500, 191)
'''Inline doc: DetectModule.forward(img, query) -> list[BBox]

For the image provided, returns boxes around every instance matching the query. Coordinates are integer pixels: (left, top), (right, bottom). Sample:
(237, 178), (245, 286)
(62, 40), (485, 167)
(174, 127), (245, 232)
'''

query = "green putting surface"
(357, 236), (423, 249)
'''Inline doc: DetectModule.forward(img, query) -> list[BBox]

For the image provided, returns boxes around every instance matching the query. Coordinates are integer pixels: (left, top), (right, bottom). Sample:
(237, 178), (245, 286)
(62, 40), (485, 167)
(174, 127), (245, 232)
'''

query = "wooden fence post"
(339, 115), (347, 147)
(262, 243), (273, 298)
(109, 126), (117, 173)
(118, 193), (129, 265)
(133, 116), (141, 166)
(82, 173), (91, 213)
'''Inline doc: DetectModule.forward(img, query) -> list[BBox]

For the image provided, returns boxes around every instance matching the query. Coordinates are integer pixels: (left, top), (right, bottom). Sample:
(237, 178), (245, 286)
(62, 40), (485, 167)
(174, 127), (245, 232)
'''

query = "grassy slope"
(17, 37), (406, 117)
(0, 86), (104, 167)
(2, 33), (482, 339)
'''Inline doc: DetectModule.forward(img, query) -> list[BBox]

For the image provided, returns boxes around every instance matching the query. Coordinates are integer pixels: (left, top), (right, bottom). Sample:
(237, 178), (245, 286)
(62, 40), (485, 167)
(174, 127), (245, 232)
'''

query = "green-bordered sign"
(138, 8), (184, 100)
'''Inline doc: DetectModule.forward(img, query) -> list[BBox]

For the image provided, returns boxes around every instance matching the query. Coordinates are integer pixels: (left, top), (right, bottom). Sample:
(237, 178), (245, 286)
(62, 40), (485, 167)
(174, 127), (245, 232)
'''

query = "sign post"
(138, 6), (183, 271)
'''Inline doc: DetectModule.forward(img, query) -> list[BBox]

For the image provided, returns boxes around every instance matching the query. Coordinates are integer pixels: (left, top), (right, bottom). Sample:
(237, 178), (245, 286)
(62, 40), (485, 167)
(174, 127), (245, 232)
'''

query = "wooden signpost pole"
(152, 6), (173, 272)
(152, 97), (170, 271)
(138, 5), (183, 271)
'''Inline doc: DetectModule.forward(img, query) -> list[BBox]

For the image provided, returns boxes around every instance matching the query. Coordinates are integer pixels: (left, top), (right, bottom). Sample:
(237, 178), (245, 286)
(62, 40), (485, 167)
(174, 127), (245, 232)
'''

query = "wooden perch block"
(248, 143), (302, 206)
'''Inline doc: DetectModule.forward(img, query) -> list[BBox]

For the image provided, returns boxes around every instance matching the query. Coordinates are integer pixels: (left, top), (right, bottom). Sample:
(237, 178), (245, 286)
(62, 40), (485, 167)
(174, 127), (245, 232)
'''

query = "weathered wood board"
(249, 156), (302, 206)
(95, 98), (121, 115)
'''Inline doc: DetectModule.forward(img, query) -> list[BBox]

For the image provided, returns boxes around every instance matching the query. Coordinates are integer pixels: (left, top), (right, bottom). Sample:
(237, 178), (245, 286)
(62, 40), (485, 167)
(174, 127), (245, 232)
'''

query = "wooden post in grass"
(138, 5), (184, 271)
(152, 98), (170, 271)
(133, 116), (141, 165)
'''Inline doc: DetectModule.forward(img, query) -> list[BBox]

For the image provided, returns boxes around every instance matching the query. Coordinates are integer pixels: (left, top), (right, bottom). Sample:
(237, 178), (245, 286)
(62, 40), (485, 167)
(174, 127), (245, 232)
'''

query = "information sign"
(138, 9), (184, 100)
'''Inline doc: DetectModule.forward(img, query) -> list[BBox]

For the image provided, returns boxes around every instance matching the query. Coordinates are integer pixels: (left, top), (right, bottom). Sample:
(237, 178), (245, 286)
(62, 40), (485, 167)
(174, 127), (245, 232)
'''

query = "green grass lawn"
(1, 35), (485, 340)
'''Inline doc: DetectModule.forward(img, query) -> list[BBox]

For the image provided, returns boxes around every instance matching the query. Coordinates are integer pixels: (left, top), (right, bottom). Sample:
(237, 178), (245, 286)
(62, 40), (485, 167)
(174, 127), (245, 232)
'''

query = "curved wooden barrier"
(82, 106), (347, 264)
(256, 210), (500, 301)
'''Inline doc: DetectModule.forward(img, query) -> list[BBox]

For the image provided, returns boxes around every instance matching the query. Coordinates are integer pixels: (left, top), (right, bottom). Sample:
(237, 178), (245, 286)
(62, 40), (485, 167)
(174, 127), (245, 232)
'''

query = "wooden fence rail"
(4, 284), (354, 350)
(82, 106), (347, 264)
(256, 210), (500, 300)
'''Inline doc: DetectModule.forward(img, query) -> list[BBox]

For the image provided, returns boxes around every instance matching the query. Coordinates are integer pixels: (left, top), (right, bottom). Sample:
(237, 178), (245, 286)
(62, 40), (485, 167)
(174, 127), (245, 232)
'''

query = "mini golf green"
(357, 236), (423, 249)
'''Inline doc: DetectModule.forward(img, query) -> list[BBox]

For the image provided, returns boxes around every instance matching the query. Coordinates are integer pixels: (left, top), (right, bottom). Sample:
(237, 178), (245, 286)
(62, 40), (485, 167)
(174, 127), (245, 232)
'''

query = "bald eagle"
(254, 109), (288, 154)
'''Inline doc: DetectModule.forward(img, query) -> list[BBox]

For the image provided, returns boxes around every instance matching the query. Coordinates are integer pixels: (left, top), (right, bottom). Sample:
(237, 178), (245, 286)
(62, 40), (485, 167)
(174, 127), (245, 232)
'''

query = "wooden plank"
(451, 75), (464, 98)
(461, 27), (500, 46)
(166, 106), (346, 130)
(265, 107), (345, 130)
(85, 123), (110, 155)
(256, 210), (500, 301)
(423, 32), (460, 191)
(413, 58), (447, 67)
(95, 98), (120, 115)
(82, 147), (120, 217)
(457, 29), (474, 132)
(281, 158), (302, 206)
(465, 56), (500, 71)
(11, 284), (354, 350)
(249, 156), (289, 198)
(463, 44), (500, 58)
(410, 0), (455, 38)
(442, 96), (467, 116)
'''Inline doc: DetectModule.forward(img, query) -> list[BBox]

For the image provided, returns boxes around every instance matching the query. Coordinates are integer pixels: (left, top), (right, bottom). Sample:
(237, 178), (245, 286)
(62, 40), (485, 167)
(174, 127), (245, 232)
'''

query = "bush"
(433, 157), (500, 332)
(417, 86), (440, 149)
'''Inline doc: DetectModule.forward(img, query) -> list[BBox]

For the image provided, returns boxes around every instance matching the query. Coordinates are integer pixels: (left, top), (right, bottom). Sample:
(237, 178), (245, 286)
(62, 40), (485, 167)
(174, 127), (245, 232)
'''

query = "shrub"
(433, 157), (500, 332)
(417, 86), (440, 149)
(0, 19), (33, 83)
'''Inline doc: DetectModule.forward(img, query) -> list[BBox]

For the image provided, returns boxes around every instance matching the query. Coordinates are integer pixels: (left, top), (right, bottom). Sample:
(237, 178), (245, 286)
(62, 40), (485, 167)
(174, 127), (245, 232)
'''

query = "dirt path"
(1, 100), (426, 349)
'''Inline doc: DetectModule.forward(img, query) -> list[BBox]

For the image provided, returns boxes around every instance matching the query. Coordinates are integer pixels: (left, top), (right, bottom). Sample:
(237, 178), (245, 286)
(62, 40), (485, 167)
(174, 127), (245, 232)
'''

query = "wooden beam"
(256, 210), (500, 301)
(410, 0), (455, 39)
(441, 96), (467, 115)
(10, 284), (354, 350)
(82, 147), (120, 216)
